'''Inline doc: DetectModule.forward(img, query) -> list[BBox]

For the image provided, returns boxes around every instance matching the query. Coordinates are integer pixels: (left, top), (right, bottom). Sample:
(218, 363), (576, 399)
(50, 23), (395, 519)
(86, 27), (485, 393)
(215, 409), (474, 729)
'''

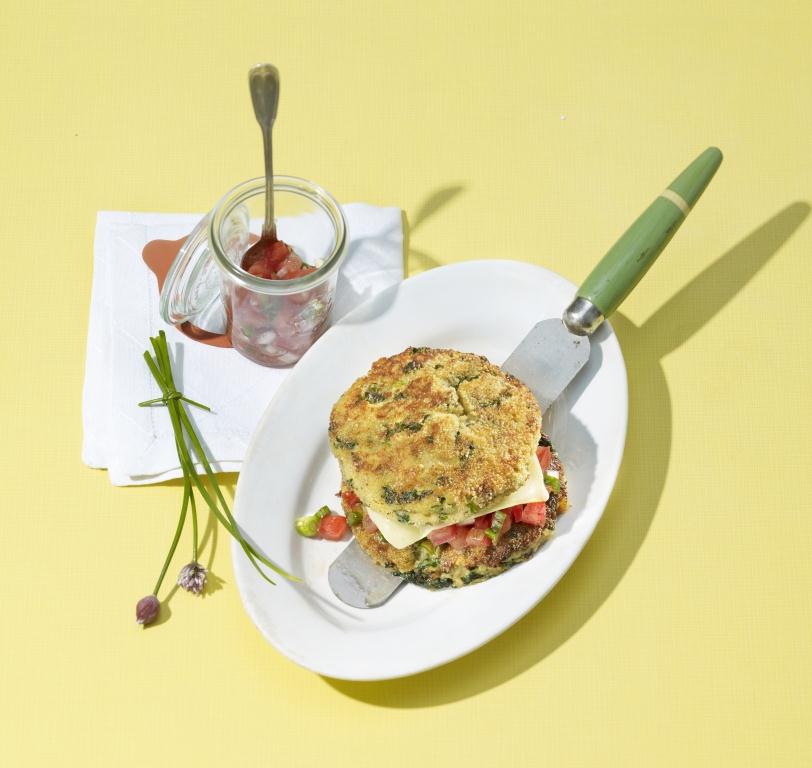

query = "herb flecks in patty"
(382, 486), (434, 506)
(362, 386), (388, 404)
(384, 419), (425, 440)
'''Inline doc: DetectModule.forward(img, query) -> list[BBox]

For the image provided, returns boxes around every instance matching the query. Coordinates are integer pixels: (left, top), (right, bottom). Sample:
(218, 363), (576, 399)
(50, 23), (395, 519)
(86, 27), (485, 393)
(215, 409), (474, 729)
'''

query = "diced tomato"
(518, 502), (547, 526)
(271, 246), (297, 273)
(427, 525), (457, 546)
(247, 260), (275, 279)
(362, 513), (378, 533)
(341, 488), (361, 508)
(465, 527), (490, 547)
(276, 256), (302, 279)
(318, 514), (348, 540)
(503, 504), (524, 522)
(536, 445), (552, 471)
(448, 528), (470, 550)
(474, 514), (493, 529)
(285, 266), (317, 279)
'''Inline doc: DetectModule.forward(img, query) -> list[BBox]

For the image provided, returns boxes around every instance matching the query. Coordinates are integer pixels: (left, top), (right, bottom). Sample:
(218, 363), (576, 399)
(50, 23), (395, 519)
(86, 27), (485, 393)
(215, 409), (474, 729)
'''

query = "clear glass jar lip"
(209, 175), (348, 296)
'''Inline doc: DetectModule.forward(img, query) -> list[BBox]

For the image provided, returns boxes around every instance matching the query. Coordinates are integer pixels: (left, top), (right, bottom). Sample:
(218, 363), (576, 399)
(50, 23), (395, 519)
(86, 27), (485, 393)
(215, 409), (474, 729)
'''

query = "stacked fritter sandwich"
(329, 347), (568, 589)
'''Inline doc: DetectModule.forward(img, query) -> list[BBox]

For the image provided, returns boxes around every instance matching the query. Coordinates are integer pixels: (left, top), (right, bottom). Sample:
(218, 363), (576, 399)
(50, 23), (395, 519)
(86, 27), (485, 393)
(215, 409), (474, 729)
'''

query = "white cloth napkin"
(82, 205), (403, 486)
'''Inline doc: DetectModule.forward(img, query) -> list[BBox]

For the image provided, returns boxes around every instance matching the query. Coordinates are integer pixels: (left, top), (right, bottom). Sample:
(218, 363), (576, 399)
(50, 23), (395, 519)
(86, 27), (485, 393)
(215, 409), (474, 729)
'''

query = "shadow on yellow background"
(323, 201), (809, 706)
(405, 185), (465, 275)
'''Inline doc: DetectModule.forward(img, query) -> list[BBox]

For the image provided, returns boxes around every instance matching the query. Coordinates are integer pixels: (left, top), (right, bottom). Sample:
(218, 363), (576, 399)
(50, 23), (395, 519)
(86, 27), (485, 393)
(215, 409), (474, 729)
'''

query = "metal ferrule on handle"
(564, 146), (723, 335)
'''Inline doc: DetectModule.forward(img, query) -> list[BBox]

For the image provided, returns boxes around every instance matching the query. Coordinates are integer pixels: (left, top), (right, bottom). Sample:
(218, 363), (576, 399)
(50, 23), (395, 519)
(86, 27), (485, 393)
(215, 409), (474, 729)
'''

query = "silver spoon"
(244, 63), (280, 265)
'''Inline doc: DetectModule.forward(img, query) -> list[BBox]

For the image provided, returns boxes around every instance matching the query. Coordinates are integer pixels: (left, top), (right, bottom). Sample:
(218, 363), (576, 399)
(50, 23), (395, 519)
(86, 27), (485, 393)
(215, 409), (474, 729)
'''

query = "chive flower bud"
(177, 562), (208, 595)
(136, 594), (160, 625)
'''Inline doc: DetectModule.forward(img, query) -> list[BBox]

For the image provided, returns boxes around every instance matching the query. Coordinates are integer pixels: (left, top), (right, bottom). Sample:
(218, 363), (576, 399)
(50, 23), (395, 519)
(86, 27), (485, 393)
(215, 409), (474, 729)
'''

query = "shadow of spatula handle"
(564, 147), (724, 335)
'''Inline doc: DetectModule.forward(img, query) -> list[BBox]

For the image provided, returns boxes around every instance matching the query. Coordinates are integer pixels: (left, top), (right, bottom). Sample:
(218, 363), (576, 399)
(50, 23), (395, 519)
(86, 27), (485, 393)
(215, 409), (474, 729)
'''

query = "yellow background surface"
(2, 1), (811, 765)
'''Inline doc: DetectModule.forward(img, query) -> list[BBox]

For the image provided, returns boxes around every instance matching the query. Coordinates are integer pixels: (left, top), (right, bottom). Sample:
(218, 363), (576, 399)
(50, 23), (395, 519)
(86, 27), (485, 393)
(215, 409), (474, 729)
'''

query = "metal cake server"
(329, 147), (723, 608)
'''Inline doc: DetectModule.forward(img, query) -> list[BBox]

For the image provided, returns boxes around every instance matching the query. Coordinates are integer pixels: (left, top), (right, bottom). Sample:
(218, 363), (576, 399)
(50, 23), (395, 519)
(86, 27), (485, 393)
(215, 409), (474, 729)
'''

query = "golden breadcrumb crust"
(329, 347), (542, 528)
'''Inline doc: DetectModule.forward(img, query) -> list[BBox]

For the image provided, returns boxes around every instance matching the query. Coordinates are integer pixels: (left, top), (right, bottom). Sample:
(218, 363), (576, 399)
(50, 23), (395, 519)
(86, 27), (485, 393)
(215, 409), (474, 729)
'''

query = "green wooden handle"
(578, 146), (723, 319)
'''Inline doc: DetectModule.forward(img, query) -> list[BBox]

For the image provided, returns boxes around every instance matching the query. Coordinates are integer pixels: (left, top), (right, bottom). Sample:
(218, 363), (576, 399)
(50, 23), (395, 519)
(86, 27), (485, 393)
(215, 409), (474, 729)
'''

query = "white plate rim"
(232, 259), (628, 680)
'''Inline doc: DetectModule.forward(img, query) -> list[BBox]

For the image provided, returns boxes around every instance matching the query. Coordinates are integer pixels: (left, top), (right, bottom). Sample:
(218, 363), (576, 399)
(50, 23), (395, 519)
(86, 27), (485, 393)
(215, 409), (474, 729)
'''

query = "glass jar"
(161, 176), (347, 366)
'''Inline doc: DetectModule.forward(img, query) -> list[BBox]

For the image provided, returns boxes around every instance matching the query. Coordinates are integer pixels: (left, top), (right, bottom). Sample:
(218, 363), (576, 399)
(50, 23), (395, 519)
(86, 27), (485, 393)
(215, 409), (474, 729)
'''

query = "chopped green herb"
(485, 510), (507, 542)
(415, 540), (439, 568)
(382, 486), (433, 505)
(544, 474), (561, 493)
(363, 387), (387, 403)
(409, 346), (429, 354)
(449, 374), (480, 387)
(384, 420), (424, 439)
(462, 570), (483, 584)
(395, 510), (411, 523)
(403, 360), (421, 373)
(333, 437), (357, 450)
(382, 486), (396, 504)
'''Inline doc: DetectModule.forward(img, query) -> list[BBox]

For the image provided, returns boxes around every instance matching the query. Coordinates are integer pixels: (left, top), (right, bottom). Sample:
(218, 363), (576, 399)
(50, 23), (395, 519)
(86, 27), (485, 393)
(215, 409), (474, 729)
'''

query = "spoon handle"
(248, 63), (280, 239)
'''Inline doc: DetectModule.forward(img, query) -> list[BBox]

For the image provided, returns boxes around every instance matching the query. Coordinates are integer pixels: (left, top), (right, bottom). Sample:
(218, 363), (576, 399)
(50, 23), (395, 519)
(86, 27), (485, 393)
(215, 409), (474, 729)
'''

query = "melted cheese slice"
(366, 457), (549, 549)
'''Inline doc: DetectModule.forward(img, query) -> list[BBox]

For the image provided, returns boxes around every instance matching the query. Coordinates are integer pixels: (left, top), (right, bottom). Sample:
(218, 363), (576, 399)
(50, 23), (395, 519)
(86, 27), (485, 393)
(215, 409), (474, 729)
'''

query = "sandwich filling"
(365, 456), (549, 549)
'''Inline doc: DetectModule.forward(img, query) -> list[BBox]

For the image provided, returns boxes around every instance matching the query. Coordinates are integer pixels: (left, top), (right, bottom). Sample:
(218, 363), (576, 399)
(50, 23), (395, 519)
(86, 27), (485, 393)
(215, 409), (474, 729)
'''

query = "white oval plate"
(232, 260), (627, 680)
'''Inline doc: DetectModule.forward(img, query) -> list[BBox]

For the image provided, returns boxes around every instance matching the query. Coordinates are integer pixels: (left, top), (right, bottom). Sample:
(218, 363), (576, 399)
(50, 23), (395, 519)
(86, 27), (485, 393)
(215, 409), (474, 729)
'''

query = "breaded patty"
(329, 347), (542, 528)
(342, 437), (568, 589)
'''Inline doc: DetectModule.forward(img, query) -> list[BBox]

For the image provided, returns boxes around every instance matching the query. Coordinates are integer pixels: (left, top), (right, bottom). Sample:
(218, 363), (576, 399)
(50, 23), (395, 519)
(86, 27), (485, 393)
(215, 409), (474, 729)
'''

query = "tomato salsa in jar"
(230, 236), (330, 365)
(161, 176), (347, 367)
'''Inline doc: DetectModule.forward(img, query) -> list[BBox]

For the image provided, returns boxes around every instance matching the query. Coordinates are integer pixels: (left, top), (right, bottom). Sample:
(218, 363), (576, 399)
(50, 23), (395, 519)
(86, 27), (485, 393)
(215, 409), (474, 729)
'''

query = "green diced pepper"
(485, 510), (507, 542)
(294, 505), (332, 537)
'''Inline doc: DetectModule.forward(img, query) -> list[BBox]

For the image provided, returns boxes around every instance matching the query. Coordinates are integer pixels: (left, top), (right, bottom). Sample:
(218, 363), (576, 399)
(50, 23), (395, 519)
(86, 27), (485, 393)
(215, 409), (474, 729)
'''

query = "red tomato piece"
(503, 504), (524, 522)
(474, 514), (493, 529)
(247, 260), (275, 279)
(465, 527), (490, 547)
(536, 445), (552, 471)
(362, 513), (378, 533)
(448, 528), (470, 550)
(519, 502), (547, 526)
(266, 240), (293, 271)
(318, 514), (348, 540)
(427, 525), (457, 546)
(275, 254), (303, 278)
(341, 489), (361, 508)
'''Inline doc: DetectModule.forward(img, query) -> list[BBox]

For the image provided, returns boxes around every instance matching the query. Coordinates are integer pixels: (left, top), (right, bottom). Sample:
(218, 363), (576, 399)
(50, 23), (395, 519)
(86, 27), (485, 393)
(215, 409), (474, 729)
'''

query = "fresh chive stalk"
(139, 331), (300, 588)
